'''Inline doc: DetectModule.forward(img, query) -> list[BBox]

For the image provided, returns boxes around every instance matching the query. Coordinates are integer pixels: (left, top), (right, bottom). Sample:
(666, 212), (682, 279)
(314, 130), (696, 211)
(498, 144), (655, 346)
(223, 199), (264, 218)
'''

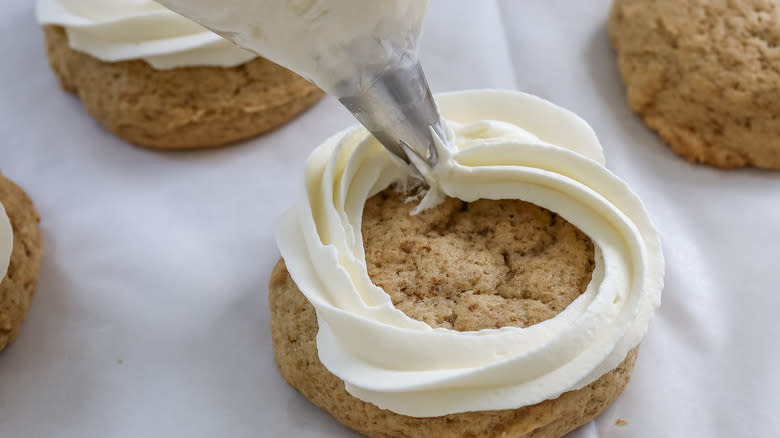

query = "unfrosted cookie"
(42, 25), (324, 149)
(0, 173), (42, 351)
(608, 0), (780, 169)
(269, 188), (638, 438)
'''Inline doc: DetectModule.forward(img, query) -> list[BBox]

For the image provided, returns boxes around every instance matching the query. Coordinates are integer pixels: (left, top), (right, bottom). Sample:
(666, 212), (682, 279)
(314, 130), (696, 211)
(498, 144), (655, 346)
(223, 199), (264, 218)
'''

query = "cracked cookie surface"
(609, 0), (780, 169)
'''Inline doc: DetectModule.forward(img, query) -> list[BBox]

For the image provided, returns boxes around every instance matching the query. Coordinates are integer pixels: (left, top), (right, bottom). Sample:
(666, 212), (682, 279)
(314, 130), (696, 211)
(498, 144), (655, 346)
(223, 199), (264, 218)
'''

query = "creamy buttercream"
(35, 0), (256, 69)
(0, 202), (13, 285)
(275, 89), (664, 417)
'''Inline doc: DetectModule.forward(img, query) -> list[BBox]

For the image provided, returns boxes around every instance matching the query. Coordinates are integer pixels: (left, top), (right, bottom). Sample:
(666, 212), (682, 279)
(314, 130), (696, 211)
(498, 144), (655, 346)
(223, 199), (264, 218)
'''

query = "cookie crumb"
(616, 418), (628, 426)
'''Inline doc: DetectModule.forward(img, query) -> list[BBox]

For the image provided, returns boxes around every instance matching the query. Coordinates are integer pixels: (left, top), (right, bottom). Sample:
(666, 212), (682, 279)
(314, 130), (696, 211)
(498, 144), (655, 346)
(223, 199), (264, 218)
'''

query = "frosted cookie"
(37, 0), (323, 149)
(0, 173), (42, 351)
(608, 0), (780, 169)
(270, 192), (639, 437)
(270, 90), (665, 437)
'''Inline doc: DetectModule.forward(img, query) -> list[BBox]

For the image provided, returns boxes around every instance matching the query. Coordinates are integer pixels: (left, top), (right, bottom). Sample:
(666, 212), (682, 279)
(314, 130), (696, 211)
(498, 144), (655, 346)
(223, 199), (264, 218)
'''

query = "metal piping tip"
(337, 60), (445, 183)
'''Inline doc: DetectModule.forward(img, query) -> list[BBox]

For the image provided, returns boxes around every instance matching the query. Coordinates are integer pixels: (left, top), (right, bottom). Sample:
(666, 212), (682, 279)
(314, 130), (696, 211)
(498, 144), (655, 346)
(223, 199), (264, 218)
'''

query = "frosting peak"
(36, 0), (256, 69)
(275, 89), (664, 417)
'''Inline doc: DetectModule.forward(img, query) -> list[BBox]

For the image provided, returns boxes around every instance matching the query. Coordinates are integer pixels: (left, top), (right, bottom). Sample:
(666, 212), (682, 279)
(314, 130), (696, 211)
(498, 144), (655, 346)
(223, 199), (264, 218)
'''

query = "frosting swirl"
(36, 0), (255, 69)
(276, 89), (664, 417)
(0, 202), (13, 284)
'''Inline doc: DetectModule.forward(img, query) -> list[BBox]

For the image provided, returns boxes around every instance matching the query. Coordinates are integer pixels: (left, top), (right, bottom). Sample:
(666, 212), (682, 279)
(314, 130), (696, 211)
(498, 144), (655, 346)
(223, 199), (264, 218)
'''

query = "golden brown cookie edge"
(269, 260), (637, 438)
(42, 25), (324, 149)
(0, 173), (42, 351)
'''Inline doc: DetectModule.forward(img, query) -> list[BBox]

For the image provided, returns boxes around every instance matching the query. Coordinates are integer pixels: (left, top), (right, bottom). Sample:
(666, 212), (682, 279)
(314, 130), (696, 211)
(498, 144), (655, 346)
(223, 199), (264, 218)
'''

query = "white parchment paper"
(1, 1), (778, 437)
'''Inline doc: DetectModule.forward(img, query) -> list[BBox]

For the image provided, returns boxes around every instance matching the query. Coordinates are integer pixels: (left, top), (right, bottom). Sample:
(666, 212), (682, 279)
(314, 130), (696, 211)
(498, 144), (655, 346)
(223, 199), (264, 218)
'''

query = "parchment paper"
(1, 1), (778, 436)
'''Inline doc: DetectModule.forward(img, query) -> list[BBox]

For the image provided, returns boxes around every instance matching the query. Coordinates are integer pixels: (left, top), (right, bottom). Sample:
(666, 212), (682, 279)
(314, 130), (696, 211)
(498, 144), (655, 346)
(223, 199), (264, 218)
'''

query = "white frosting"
(0, 202), (13, 285)
(154, 0), (428, 95)
(276, 89), (664, 417)
(35, 0), (256, 69)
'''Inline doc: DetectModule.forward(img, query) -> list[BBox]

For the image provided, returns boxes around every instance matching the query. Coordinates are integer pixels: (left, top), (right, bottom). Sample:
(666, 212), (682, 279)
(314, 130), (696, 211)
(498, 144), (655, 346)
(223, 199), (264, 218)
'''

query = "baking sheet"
(1, 1), (778, 436)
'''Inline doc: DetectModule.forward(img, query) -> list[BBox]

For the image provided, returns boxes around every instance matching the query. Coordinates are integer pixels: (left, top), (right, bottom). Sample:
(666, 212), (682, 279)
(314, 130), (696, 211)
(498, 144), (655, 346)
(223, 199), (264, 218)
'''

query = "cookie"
(269, 187), (638, 438)
(0, 173), (42, 351)
(42, 25), (324, 149)
(608, 0), (780, 169)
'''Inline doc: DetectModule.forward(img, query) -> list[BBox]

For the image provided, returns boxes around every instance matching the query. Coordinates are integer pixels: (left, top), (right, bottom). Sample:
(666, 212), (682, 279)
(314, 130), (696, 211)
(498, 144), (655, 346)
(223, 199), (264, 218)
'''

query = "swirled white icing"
(275, 89), (664, 417)
(0, 202), (13, 284)
(35, 0), (256, 69)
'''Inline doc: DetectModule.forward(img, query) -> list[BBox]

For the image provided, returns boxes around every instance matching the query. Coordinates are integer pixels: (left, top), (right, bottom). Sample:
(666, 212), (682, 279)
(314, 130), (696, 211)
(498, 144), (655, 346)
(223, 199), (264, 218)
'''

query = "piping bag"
(156, 0), (447, 177)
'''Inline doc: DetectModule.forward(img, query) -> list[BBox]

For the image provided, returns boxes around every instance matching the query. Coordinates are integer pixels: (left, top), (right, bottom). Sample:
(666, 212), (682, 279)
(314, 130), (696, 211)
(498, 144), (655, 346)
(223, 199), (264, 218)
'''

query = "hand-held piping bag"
(275, 90), (664, 417)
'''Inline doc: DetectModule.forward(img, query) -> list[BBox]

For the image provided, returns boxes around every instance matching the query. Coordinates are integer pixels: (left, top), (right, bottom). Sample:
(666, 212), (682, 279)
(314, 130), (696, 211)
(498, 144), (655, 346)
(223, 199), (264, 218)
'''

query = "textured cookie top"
(609, 0), (780, 168)
(362, 187), (595, 331)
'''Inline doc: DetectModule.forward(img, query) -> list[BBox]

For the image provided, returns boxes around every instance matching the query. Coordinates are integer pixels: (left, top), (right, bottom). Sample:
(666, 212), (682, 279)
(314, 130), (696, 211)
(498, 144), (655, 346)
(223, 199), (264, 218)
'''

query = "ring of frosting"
(276, 89), (664, 417)
(36, 0), (255, 69)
